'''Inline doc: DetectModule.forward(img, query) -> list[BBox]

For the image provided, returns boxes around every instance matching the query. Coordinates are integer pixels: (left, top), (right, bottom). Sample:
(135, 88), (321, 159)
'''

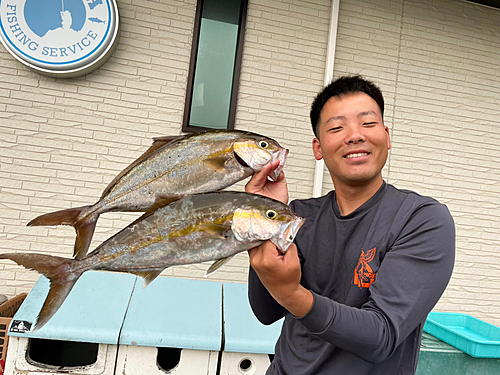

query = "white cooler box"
(220, 283), (283, 375)
(5, 274), (222, 375)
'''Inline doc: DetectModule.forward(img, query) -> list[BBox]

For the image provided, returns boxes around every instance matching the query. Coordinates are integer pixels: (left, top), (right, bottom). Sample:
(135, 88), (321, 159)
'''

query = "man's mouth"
(345, 152), (369, 159)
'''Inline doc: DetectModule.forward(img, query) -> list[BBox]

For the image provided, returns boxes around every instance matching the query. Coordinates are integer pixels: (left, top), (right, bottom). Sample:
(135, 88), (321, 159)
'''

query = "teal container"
(416, 332), (500, 374)
(424, 312), (500, 358)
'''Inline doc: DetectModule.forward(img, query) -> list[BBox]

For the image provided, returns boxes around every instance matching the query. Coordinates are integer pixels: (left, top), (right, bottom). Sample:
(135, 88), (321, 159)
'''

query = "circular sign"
(0, 0), (120, 78)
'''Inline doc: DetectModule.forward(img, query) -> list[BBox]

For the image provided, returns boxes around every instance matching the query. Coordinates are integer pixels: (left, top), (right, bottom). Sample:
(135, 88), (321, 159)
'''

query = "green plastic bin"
(416, 332), (500, 374)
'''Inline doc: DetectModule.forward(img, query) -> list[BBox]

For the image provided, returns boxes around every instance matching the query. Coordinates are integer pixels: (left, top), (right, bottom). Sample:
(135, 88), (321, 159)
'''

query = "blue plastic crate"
(424, 312), (500, 358)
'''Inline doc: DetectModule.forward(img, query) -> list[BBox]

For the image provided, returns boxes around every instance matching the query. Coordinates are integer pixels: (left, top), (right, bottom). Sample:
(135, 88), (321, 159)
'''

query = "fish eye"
(259, 140), (269, 149)
(266, 210), (277, 219)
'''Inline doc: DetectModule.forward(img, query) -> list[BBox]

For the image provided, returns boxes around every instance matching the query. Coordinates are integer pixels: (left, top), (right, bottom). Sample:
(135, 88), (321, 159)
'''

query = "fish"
(88, 17), (106, 24)
(27, 130), (288, 259)
(0, 191), (305, 331)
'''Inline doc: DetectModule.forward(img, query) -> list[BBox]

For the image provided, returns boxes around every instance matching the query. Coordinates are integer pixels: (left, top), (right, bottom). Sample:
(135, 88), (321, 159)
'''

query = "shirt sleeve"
(296, 201), (455, 363)
(248, 265), (288, 325)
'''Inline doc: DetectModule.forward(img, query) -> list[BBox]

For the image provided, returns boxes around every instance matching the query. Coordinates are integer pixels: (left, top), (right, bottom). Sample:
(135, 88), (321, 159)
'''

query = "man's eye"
(328, 126), (342, 132)
(363, 122), (377, 126)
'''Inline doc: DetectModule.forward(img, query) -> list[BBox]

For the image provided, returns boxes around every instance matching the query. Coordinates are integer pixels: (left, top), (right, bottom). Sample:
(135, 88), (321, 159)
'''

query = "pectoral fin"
(206, 256), (234, 276)
(130, 270), (163, 288)
(203, 157), (231, 171)
(199, 224), (231, 239)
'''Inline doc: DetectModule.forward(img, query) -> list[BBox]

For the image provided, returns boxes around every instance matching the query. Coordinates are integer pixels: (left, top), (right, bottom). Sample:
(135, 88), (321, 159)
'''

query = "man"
(245, 75), (455, 374)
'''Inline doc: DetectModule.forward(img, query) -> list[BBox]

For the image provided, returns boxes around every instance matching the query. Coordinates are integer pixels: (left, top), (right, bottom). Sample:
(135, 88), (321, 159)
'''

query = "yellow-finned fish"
(1, 192), (304, 332)
(27, 130), (288, 259)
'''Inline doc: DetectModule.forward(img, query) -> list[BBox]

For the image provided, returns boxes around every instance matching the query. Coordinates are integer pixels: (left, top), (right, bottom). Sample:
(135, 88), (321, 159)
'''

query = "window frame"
(182, 0), (248, 133)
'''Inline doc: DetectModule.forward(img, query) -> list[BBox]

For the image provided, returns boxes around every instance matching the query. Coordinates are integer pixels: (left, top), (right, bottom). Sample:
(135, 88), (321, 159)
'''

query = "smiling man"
(245, 75), (455, 374)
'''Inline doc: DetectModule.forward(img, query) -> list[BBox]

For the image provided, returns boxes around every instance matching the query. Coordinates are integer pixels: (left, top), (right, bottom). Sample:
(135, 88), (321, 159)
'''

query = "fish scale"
(0, 191), (305, 332)
(27, 129), (288, 259)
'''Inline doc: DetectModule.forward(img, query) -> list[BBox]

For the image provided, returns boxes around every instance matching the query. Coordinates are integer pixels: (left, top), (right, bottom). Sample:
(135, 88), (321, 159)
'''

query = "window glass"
(183, 0), (247, 132)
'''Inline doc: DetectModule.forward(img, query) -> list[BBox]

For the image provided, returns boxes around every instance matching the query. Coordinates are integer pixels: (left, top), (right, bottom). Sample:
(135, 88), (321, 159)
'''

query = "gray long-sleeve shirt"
(248, 182), (455, 374)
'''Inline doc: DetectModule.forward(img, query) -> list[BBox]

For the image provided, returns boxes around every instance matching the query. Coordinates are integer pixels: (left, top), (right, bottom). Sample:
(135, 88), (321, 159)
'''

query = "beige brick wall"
(1, 0), (499, 328)
(332, 0), (500, 326)
(0, 0), (198, 292)
(0, 0), (331, 289)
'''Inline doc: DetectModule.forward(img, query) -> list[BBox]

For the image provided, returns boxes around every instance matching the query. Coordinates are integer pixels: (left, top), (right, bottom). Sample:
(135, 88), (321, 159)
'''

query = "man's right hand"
(245, 159), (289, 204)
(248, 241), (313, 318)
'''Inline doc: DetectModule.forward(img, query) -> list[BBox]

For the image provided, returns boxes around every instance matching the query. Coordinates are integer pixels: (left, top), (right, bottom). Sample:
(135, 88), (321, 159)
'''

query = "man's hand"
(246, 159), (289, 204)
(248, 241), (313, 317)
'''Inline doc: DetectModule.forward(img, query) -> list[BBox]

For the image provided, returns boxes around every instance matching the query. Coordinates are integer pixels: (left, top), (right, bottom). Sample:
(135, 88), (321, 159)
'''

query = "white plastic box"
(5, 273), (136, 375)
(115, 277), (223, 375)
(220, 283), (283, 375)
(219, 351), (272, 375)
(4, 337), (117, 375)
(116, 345), (218, 375)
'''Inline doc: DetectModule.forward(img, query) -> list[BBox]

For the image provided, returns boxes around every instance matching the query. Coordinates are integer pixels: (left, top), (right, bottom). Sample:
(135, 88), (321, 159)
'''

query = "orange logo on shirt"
(354, 248), (376, 288)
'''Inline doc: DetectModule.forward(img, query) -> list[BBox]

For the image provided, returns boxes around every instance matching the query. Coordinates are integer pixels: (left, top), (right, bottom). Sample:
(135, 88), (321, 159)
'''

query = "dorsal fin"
(100, 136), (182, 199)
(127, 194), (184, 227)
(152, 135), (183, 144)
(144, 194), (184, 216)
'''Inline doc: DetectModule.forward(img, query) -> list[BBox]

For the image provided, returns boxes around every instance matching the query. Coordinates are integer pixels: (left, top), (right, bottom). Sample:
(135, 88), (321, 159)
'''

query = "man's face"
(312, 92), (391, 188)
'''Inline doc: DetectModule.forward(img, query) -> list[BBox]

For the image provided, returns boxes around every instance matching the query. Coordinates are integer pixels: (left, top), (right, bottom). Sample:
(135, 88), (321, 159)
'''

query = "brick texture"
(0, 0), (330, 294)
(333, 0), (500, 326)
(1, 0), (499, 327)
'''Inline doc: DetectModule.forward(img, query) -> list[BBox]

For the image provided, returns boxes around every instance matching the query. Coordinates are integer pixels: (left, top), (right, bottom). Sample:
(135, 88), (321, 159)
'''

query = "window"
(182, 0), (248, 132)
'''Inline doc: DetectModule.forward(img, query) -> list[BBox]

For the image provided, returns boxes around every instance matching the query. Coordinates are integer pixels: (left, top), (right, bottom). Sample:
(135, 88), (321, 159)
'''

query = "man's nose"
(345, 125), (365, 144)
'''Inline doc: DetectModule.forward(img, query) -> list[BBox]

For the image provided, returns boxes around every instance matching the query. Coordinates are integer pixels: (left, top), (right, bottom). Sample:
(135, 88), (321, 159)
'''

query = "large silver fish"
(1, 192), (304, 331)
(27, 130), (288, 259)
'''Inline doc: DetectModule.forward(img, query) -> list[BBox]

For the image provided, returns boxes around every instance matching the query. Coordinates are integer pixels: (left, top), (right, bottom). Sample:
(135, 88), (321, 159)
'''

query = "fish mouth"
(234, 151), (250, 168)
(233, 146), (288, 179)
(273, 216), (305, 254)
(270, 149), (289, 181)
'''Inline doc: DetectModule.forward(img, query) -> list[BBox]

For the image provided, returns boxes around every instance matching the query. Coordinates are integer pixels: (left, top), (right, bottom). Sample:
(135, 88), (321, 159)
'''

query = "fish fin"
(35, 278), (79, 332)
(152, 135), (183, 145)
(129, 270), (163, 288)
(27, 206), (90, 227)
(138, 194), (184, 220)
(199, 224), (231, 239)
(203, 156), (231, 171)
(27, 206), (97, 259)
(73, 219), (98, 259)
(152, 195), (184, 210)
(100, 136), (182, 199)
(206, 256), (234, 276)
(0, 253), (83, 332)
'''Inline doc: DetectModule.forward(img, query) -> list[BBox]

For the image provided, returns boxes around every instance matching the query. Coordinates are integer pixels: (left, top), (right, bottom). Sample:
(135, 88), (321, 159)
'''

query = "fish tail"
(0, 253), (84, 332)
(27, 206), (97, 259)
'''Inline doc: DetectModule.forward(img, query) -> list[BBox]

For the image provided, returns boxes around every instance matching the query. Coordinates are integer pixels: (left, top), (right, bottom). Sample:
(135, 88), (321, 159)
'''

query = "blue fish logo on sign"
(0, 0), (120, 77)
(25, 0), (87, 38)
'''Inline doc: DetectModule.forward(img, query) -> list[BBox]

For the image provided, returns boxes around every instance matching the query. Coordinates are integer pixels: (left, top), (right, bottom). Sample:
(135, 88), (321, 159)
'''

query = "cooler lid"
(9, 271), (137, 344)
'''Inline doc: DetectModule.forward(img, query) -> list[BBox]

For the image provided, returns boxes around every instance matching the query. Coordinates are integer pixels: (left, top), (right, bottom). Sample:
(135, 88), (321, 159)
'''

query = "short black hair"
(310, 75), (384, 138)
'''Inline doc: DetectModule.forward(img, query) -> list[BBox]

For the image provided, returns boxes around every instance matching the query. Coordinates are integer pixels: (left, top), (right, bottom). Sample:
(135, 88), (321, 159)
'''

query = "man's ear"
(385, 126), (391, 150)
(312, 138), (323, 160)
